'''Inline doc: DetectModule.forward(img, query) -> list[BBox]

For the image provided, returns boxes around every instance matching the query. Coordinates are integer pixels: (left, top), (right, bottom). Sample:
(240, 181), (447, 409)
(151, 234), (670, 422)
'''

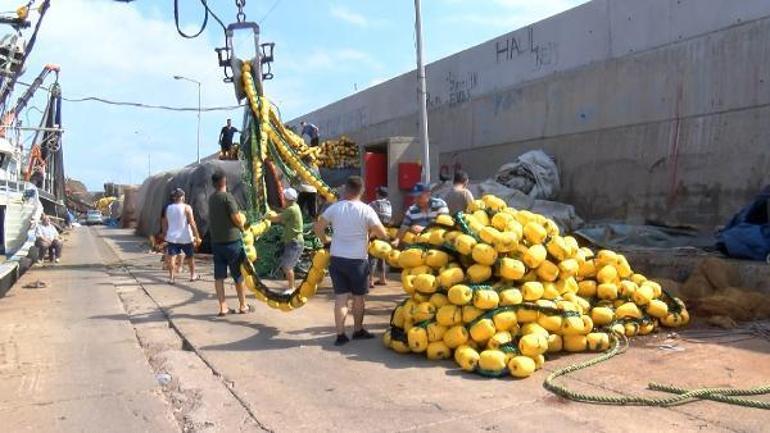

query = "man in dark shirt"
(299, 121), (320, 147)
(219, 119), (239, 156)
(208, 170), (248, 316)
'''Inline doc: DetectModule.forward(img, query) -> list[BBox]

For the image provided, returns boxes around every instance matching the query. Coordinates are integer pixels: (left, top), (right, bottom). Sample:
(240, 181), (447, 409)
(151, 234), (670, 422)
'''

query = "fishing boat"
(0, 5), (65, 295)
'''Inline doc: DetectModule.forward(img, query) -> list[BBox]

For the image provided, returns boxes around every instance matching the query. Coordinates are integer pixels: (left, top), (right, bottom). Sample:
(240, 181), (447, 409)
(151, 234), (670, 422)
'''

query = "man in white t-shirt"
(314, 176), (388, 346)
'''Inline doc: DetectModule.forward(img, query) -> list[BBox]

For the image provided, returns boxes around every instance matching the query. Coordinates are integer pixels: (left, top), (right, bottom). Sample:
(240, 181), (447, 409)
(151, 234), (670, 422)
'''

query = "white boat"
(0, 135), (43, 294)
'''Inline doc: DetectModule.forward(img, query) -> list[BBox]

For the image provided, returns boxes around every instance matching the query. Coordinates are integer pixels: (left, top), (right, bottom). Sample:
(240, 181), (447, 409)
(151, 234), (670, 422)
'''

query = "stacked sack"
(315, 137), (360, 169)
(369, 195), (689, 379)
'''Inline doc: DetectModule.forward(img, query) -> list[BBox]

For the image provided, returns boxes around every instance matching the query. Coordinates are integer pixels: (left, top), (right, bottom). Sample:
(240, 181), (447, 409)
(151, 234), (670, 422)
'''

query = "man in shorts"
(162, 188), (201, 284)
(314, 176), (389, 346)
(269, 188), (304, 293)
(208, 170), (249, 316)
(368, 186), (392, 287)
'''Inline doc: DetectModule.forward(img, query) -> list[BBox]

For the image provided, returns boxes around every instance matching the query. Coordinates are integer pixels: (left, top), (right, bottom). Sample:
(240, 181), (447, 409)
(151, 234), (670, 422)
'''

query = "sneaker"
(334, 334), (350, 346)
(352, 329), (375, 340)
(54, 258), (60, 263)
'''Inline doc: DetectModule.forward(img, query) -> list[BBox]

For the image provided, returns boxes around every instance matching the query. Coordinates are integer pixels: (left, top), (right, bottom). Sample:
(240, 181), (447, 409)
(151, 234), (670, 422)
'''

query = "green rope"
(543, 333), (770, 409)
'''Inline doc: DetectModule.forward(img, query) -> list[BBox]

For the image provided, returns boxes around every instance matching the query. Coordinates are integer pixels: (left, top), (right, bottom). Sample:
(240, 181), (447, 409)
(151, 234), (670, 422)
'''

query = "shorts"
(167, 242), (193, 257)
(329, 256), (369, 296)
(280, 240), (304, 270)
(369, 256), (386, 273)
(212, 240), (245, 283)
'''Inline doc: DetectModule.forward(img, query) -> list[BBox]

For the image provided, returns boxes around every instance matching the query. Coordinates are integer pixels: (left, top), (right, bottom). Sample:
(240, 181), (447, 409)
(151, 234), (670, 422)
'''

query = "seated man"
(35, 215), (62, 263)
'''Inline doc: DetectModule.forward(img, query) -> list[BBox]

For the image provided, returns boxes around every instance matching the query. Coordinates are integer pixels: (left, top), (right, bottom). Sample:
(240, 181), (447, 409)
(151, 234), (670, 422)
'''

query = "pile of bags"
(314, 137), (359, 169)
(369, 194), (689, 379)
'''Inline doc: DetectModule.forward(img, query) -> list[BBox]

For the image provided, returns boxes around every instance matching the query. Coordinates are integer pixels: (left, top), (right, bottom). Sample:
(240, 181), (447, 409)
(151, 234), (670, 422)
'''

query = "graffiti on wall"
(493, 88), (522, 116)
(447, 71), (479, 107)
(495, 26), (558, 69)
(427, 70), (479, 110)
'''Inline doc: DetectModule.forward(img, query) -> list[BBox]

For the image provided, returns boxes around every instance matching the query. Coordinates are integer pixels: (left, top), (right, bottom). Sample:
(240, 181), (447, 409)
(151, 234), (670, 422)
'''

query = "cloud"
(21, 0), (240, 188)
(292, 48), (383, 73)
(330, 6), (368, 27)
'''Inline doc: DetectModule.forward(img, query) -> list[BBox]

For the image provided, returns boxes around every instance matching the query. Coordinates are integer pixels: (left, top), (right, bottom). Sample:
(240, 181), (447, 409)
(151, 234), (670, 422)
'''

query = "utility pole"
(173, 75), (202, 164)
(414, 0), (430, 183)
(147, 153), (151, 178)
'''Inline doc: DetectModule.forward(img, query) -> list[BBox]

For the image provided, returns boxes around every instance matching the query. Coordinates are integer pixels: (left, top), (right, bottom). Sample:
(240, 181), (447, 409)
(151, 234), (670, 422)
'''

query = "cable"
(259, 0), (282, 24)
(173, 0), (228, 39)
(14, 81), (246, 112)
(198, 0), (227, 31)
(63, 96), (245, 112)
(173, 0), (208, 38)
(0, 0), (50, 107)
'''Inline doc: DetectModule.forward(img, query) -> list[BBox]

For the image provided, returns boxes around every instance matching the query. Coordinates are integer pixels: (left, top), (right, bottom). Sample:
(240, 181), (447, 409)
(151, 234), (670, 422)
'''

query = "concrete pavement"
(0, 227), (178, 433)
(97, 226), (770, 433)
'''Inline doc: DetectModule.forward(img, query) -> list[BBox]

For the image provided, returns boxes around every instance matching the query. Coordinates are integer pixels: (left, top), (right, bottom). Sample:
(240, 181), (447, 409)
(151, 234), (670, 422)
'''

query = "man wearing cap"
(394, 183), (449, 246)
(269, 188), (304, 292)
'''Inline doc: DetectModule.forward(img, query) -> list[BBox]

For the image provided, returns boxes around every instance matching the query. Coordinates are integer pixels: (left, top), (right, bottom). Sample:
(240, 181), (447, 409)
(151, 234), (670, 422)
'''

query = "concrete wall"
(292, 0), (770, 226)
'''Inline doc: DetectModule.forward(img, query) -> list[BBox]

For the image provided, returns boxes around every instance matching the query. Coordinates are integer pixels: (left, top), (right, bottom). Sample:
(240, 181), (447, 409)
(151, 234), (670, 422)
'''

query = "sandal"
(238, 304), (254, 314)
(189, 274), (201, 282)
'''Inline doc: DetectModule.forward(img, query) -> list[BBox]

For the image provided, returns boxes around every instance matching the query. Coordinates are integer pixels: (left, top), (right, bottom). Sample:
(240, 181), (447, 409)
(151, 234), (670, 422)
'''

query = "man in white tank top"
(162, 188), (201, 284)
(314, 176), (389, 346)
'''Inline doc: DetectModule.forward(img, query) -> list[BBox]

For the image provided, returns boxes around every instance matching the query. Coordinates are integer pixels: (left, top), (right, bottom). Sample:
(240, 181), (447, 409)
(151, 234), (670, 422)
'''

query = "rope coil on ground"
(543, 333), (770, 409)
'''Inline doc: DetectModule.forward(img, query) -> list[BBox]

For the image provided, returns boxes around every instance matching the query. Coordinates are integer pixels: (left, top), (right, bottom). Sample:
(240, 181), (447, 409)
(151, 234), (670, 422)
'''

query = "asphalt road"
(0, 227), (178, 433)
(95, 226), (770, 433)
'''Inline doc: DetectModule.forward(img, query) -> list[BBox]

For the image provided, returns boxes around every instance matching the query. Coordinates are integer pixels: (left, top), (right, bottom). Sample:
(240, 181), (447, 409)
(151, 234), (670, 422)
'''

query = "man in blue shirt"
(300, 121), (320, 147)
(394, 183), (449, 246)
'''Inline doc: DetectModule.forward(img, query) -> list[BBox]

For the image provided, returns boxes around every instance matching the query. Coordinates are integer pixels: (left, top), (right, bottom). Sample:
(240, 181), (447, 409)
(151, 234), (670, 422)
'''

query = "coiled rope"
(543, 333), (770, 409)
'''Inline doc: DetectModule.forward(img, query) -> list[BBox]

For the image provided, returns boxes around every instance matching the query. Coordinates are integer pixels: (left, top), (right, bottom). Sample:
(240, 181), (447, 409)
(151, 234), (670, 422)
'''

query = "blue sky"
(11, 0), (587, 190)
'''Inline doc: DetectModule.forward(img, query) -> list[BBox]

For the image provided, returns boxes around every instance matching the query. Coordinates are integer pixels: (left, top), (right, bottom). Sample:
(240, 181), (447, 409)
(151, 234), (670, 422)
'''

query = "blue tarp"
(716, 186), (770, 261)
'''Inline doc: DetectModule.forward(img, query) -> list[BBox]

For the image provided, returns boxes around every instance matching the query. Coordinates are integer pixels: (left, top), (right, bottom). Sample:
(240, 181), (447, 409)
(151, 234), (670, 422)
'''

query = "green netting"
(252, 222), (323, 278)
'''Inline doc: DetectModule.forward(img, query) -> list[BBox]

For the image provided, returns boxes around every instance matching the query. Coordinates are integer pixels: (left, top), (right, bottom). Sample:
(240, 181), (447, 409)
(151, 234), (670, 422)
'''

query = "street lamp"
(173, 75), (202, 164)
(414, 0), (430, 183)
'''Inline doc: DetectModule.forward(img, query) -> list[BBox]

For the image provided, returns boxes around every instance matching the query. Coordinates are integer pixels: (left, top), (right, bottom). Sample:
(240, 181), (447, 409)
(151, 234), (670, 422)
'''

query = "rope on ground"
(543, 333), (770, 409)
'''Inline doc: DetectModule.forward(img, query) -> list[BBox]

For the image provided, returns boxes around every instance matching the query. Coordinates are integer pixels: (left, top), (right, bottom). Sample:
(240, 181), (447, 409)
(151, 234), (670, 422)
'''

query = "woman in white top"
(162, 188), (201, 284)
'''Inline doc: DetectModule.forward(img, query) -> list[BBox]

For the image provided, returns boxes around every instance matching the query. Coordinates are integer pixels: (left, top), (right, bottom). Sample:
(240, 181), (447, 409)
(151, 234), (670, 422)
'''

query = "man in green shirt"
(269, 188), (304, 292)
(208, 170), (249, 316)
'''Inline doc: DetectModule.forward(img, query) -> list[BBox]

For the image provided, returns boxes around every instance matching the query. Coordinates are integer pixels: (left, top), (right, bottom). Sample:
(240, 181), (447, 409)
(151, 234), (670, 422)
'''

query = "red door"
(364, 152), (387, 202)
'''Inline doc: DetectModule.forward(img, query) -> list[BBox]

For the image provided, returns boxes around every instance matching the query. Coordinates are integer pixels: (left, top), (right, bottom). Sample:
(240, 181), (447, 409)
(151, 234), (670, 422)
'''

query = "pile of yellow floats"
(369, 194), (689, 379)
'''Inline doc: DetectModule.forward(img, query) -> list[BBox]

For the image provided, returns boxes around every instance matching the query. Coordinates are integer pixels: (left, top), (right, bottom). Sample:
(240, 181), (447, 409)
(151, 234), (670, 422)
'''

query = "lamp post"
(173, 75), (202, 164)
(414, 0), (430, 183)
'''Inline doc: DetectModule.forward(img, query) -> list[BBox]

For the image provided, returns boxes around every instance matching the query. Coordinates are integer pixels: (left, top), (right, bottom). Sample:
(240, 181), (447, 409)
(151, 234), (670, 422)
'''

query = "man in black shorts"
(208, 170), (249, 316)
(314, 176), (389, 346)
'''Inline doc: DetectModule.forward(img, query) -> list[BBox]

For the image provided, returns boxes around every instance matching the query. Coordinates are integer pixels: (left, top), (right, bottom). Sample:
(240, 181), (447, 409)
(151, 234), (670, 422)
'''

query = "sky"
(5, 0), (588, 190)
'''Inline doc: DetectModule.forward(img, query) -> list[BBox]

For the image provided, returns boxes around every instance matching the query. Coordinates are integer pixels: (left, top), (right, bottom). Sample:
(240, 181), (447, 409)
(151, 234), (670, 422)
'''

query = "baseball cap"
(376, 186), (388, 197)
(410, 183), (430, 195)
(283, 187), (298, 201)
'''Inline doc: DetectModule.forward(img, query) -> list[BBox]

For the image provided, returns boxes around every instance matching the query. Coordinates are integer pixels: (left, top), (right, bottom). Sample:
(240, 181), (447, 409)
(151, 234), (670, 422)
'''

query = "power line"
(63, 96), (245, 112)
(14, 81), (245, 112)
(259, 0), (282, 24)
